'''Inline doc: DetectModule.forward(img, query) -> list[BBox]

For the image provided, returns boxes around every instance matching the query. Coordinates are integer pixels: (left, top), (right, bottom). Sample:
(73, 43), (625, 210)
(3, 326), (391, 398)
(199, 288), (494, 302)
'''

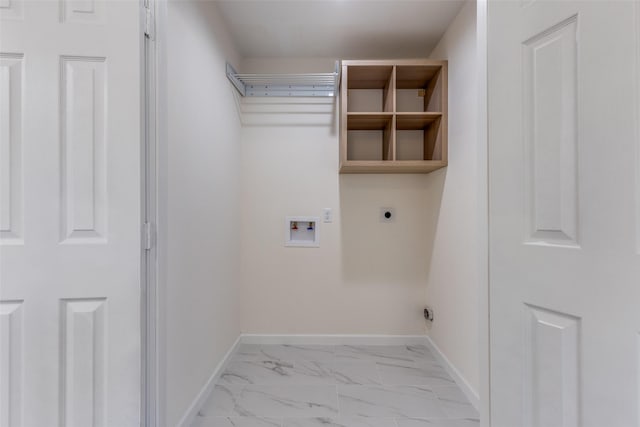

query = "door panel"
(60, 298), (107, 427)
(0, 300), (23, 427)
(522, 15), (578, 247)
(0, 0), (23, 20)
(0, 53), (23, 244)
(489, 1), (640, 426)
(0, 1), (141, 426)
(523, 305), (580, 427)
(60, 56), (107, 243)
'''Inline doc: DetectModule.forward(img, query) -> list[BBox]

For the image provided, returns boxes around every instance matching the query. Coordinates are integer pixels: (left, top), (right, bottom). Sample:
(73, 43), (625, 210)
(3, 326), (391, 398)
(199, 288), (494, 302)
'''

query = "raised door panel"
(60, 0), (104, 23)
(523, 16), (579, 247)
(0, 0), (22, 20)
(0, 300), (23, 427)
(0, 53), (23, 244)
(60, 298), (106, 427)
(524, 305), (580, 427)
(60, 56), (107, 244)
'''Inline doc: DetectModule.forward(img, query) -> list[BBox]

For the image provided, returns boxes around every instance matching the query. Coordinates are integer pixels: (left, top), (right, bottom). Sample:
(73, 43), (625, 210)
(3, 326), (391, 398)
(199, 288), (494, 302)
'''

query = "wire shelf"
(226, 61), (340, 97)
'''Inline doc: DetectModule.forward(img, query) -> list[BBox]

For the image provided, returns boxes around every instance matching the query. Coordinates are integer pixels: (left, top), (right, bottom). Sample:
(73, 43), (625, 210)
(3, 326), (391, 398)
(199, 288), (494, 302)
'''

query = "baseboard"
(240, 334), (429, 346)
(424, 336), (480, 410)
(177, 334), (242, 427)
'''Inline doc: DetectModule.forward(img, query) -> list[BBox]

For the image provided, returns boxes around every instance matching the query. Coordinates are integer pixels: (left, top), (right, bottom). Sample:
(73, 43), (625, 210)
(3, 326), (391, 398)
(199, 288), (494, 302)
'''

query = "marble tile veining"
(221, 360), (335, 386)
(192, 417), (282, 427)
(327, 361), (382, 385)
(337, 385), (445, 418)
(255, 345), (337, 362)
(405, 345), (437, 362)
(233, 344), (265, 362)
(431, 387), (479, 419)
(193, 344), (479, 427)
(431, 386), (471, 403)
(201, 385), (249, 417)
(203, 385), (339, 418)
(396, 419), (480, 427)
(240, 385), (339, 418)
(376, 361), (456, 387)
(334, 346), (415, 364)
(282, 417), (396, 427)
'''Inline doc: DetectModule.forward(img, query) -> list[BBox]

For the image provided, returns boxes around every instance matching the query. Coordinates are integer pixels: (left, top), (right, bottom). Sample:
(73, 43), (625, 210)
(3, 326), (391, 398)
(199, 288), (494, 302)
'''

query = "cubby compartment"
(346, 114), (393, 161)
(396, 114), (443, 161)
(396, 65), (443, 113)
(340, 60), (447, 173)
(346, 65), (394, 112)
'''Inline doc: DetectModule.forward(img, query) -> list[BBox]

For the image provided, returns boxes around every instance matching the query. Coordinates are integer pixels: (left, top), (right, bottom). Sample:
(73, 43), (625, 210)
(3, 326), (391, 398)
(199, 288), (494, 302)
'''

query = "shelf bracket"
(226, 63), (246, 97)
(333, 60), (341, 98)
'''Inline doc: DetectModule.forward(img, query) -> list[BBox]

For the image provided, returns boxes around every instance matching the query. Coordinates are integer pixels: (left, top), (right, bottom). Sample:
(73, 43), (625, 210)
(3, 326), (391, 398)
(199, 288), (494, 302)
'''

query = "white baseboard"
(424, 336), (480, 410)
(177, 334), (242, 427)
(240, 334), (429, 346)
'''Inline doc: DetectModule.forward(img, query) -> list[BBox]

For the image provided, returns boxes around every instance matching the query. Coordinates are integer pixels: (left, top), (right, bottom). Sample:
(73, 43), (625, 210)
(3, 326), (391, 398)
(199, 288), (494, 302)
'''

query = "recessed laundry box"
(285, 216), (320, 247)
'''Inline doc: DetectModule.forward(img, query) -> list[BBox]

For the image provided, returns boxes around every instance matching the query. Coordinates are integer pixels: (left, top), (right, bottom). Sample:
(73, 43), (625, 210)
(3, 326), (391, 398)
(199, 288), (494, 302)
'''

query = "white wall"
(239, 58), (435, 335)
(161, 2), (242, 425)
(425, 0), (480, 396)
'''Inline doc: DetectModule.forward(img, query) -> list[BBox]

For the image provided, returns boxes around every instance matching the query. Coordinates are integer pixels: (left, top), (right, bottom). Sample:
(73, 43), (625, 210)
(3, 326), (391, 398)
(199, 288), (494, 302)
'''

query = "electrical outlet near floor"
(424, 306), (434, 322)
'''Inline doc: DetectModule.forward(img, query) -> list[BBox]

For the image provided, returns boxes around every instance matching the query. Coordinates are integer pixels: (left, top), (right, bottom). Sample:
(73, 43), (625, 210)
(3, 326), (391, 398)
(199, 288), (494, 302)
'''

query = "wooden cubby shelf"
(340, 59), (448, 174)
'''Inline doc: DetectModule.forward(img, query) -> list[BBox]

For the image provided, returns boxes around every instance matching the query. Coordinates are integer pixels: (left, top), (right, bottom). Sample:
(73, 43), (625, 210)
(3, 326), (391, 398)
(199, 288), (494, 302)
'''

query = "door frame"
(142, 0), (163, 425)
(142, 0), (171, 424)
(139, 1), (492, 426)
(477, 1), (490, 426)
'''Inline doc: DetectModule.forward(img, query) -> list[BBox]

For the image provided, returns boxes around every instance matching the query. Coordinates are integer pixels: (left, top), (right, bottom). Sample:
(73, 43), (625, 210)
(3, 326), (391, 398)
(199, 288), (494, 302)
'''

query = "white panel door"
(489, 1), (640, 426)
(0, 1), (141, 426)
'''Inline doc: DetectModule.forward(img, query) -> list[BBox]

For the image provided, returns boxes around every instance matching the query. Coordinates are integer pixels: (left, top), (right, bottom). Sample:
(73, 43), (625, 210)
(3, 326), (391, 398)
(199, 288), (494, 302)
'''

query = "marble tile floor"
(192, 344), (479, 427)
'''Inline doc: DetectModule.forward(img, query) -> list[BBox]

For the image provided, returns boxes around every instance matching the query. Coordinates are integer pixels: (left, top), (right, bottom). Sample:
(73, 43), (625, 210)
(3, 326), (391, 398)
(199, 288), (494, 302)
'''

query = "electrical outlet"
(424, 307), (434, 322)
(380, 207), (395, 223)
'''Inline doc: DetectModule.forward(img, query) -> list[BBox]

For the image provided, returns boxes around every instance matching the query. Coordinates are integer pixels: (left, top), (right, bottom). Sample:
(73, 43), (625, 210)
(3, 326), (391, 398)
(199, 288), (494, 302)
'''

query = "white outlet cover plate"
(323, 208), (332, 223)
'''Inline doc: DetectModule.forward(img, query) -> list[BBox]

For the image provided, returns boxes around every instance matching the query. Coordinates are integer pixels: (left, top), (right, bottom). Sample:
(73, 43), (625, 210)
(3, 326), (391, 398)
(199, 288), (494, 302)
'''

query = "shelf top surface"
(341, 59), (447, 67)
(343, 60), (446, 90)
(396, 113), (442, 130)
(340, 160), (447, 174)
(346, 112), (442, 115)
(347, 114), (392, 130)
(344, 112), (442, 130)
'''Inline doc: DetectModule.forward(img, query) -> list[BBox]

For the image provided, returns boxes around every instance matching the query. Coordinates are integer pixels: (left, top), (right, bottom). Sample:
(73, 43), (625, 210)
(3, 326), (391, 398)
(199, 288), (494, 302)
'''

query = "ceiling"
(214, 0), (467, 59)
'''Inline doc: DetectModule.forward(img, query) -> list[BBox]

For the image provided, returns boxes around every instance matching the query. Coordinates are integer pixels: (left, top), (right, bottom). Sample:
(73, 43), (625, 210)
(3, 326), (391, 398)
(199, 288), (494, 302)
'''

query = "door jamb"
(140, 2), (491, 426)
(142, 0), (162, 425)
(476, 1), (491, 426)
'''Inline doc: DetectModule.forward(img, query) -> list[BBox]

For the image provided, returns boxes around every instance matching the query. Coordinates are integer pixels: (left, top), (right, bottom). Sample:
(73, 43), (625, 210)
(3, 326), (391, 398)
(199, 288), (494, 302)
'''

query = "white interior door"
(489, 1), (640, 426)
(0, 1), (141, 426)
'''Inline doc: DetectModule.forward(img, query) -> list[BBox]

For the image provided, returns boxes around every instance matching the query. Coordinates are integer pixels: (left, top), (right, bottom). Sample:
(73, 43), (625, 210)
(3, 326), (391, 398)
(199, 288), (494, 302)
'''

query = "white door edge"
(476, 1), (491, 426)
(145, 0), (168, 425)
(142, 0), (160, 425)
